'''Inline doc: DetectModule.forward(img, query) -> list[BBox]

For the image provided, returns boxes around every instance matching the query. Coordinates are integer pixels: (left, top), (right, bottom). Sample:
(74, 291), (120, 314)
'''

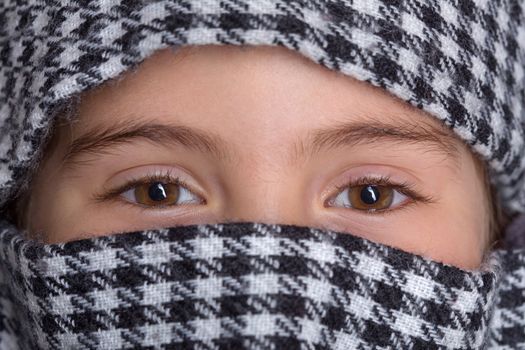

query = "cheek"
(27, 181), (80, 241)
(413, 179), (487, 270)
(410, 157), (489, 269)
(386, 212), (483, 270)
(318, 206), (484, 270)
(415, 209), (484, 270)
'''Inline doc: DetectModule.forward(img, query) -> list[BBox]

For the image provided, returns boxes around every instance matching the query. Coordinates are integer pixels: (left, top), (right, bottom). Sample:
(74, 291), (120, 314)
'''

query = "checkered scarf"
(0, 221), (523, 350)
(1, 1), (525, 349)
(0, 0), (524, 214)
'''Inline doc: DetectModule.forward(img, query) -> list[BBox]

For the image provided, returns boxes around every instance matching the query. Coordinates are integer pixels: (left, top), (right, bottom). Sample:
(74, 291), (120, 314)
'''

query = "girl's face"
(26, 46), (489, 269)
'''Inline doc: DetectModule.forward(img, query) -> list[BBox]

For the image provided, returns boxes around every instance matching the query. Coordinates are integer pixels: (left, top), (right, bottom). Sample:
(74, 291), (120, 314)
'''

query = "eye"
(329, 183), (410, 212)
(120, 180), (202, 208)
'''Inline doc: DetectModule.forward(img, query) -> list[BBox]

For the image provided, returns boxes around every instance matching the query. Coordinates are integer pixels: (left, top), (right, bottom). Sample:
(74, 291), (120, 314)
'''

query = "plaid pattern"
(0, 0), (524, 213)
(486, 249), (525, 349)
(0, 221), (512, 349)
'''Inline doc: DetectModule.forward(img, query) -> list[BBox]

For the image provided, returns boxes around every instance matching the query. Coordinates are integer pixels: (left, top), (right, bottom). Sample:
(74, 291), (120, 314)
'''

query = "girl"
(0, 1), (523, 348)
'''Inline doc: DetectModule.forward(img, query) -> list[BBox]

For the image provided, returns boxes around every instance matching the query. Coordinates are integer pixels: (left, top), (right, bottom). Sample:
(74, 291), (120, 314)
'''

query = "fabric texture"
(1, 1), (525, 349)
(0, 221), (520, 350)
(0, 0), (524, 214)
(503, 213), (525, 248)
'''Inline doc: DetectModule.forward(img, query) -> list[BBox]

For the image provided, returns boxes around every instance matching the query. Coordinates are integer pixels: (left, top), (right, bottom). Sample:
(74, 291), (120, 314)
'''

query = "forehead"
(72, 46), (426, 139)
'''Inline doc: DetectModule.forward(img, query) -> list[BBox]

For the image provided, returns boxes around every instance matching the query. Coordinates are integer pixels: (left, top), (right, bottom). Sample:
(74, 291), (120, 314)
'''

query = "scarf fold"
(0, 221), (521, 349)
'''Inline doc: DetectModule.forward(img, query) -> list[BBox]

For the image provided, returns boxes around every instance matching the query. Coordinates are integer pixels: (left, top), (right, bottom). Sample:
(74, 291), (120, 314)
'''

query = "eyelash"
(328, 175), (435, 212)
(95, 173), (434, 213)
(94, 170), (204, 207)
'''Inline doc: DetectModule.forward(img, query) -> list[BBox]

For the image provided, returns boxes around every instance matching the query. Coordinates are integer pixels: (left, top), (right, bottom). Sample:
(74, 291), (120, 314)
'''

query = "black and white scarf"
(1, 1), (525, 349)
(0, 221), (523, 349)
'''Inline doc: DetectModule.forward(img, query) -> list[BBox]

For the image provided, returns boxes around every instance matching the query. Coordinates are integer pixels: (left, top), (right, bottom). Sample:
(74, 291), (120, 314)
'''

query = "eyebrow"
(303, 118), (460, 162)
(62, 117), (460, 167)
(62, 120), (232, 166)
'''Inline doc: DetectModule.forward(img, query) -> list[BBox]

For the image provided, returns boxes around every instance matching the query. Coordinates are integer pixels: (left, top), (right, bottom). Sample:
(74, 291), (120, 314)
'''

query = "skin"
(25, 45), (490, 270)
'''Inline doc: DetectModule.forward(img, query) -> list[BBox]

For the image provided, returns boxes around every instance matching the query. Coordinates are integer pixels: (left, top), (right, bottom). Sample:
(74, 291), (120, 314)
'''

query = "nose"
(220, 170), (313, 226)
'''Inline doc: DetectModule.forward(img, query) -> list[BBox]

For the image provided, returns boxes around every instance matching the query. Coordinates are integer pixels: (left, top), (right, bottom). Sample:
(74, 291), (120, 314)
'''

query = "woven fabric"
(487, 249), (525, 348)
(0, 221), (518, 350)
(0, 0), (524, 213)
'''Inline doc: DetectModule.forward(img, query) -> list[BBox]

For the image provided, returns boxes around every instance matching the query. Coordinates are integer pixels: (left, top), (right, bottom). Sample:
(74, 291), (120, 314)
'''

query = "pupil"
(148, 182), (168, 202)
(360, 185), (380, 205)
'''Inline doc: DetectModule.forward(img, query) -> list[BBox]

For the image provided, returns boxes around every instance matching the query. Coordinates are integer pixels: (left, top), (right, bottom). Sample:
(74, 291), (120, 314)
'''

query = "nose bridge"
(221, 163), (306, 224)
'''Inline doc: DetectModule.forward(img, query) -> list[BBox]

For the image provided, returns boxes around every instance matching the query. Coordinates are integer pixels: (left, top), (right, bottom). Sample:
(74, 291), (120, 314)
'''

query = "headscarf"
(1, 0), (524, 213)
(0, 1), (524, 349)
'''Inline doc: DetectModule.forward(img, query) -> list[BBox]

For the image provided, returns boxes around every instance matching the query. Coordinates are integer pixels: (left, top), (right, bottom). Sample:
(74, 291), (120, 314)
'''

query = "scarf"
(0, 221), (523, 349)
(1, 1), (525, 348)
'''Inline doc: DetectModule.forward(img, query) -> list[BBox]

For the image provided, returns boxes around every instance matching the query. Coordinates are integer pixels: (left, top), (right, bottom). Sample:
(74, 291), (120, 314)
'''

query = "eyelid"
(332, 176), (420, 201)
(93, 166), (207, 205)
(323, 174), (435, 212)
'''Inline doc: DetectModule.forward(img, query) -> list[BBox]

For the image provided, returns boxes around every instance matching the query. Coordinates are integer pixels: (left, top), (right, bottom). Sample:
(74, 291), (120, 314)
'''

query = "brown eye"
(348, 185), (394, 210)
(120, 180), (201, 208)
(133, 182), (179, 206)
(330, 183), (408, 212)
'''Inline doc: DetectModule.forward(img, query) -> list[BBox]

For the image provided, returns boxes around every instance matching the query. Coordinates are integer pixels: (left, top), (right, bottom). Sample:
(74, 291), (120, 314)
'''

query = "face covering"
(0, 220), (522, 349)
(1, 1), (525, 349)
